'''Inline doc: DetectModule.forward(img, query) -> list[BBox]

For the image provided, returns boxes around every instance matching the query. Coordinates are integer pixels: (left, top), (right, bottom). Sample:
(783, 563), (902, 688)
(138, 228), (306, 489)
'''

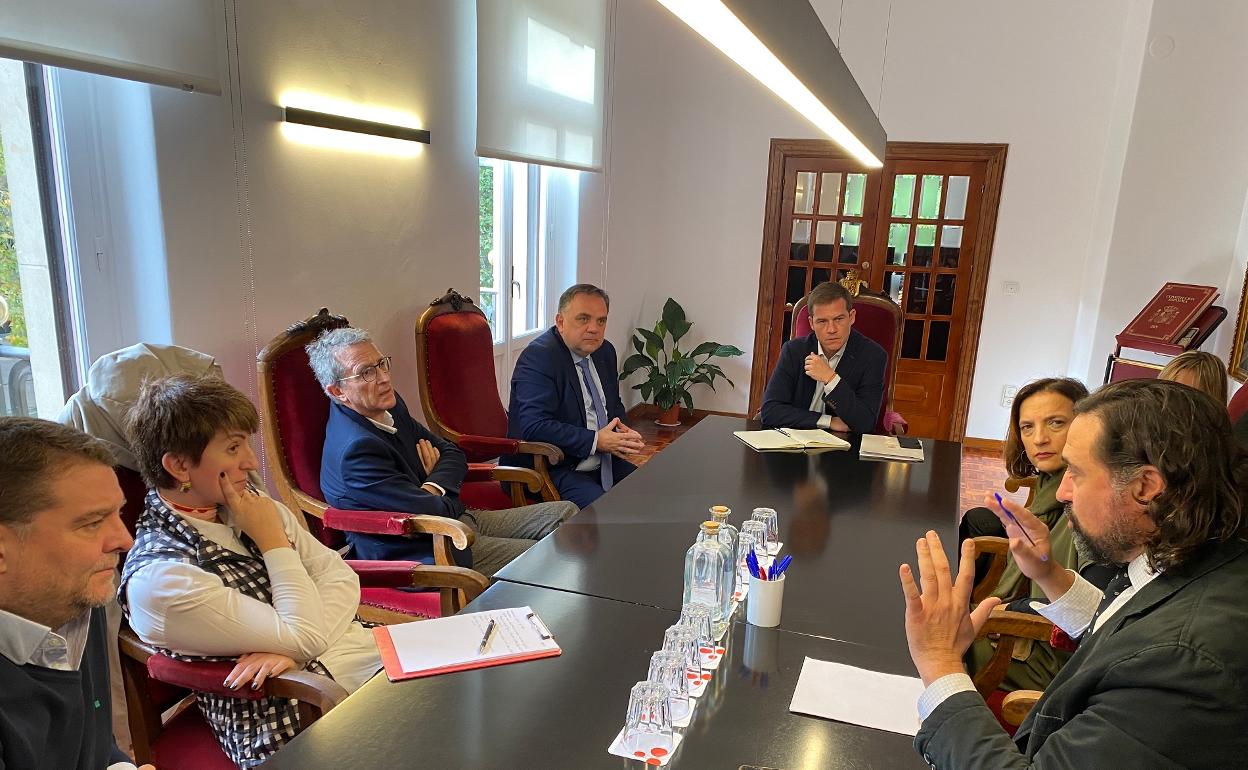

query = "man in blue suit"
(507, 284), (643, 509)
(760, 281), (887, 433)
(310, 327), (576, 576)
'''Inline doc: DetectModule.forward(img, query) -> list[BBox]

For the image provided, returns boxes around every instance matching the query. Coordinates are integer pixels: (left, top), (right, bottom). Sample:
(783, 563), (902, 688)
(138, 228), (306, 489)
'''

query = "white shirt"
(0, 609), (138, 770)
(917, 552), (1161, 721)
(806, 344), (847, 430)
(570, 351), (607, 472)
(125, 497), (381, 693)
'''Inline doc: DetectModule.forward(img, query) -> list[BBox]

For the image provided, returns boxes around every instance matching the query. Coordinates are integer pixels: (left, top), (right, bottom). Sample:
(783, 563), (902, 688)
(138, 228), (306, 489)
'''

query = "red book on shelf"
(1116, 282), (1218, 349)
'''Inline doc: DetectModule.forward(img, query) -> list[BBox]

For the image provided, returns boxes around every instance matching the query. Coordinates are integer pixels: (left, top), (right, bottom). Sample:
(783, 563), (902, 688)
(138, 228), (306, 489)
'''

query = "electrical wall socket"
(1003, 281), (1020, 296)
(1001, 385), (1018, 408)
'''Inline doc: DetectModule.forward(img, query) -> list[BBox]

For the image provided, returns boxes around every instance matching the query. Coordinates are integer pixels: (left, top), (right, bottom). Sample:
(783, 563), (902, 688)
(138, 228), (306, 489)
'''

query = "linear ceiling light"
(282, 107), (431, 144)
(655, 0), (885, 167)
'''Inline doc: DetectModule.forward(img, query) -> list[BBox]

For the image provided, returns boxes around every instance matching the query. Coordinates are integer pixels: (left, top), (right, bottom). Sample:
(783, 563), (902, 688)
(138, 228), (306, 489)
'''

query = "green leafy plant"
(619, 298), (744, 411)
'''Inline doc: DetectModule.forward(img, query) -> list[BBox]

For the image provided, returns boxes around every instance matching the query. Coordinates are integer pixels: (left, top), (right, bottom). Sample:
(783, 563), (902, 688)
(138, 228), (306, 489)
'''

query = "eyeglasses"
(337, 356), (392, 384)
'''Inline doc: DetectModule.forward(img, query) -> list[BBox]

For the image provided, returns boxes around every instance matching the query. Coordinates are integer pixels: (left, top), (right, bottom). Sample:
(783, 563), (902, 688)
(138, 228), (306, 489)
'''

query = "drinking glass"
(740, 521), (771, 571)
(623, 680), (674, 756)
(647, 650), (692, 722)
(680, 603), (715, 652)
(662, 623), (703, 681)
(750, 507), (780, 555)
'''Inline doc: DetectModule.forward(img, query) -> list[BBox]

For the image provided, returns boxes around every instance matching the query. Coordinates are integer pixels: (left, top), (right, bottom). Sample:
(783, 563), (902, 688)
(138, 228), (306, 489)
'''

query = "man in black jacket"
(0, 418), (151, 770)
(900, 379), (1248, 769)
(760, 281), (886, 433)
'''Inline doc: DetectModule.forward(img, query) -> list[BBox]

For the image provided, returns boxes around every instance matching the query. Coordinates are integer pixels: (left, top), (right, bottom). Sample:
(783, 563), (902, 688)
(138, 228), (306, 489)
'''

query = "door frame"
(748, 139), (1008, 440)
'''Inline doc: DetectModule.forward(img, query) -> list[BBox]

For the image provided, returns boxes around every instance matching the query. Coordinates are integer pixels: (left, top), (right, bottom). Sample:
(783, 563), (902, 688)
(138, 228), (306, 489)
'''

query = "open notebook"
(373, 606), (561, 681)
(733, 428), (851, 452)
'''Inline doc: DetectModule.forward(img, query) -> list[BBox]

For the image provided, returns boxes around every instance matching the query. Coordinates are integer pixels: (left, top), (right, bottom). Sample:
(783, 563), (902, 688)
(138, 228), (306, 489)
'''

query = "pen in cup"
(994, 492), (1048, 562)
(477, 619), (498, 655)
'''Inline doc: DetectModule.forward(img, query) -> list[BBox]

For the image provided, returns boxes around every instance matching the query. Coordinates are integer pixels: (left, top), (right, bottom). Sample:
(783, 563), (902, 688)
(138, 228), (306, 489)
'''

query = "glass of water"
(680, 602), (715, 652)
(750, 507), (780, 555)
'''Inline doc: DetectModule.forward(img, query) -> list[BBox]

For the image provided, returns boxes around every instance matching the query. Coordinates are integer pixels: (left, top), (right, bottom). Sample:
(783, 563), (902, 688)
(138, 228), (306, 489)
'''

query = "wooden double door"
(749, 141), (1007, 440)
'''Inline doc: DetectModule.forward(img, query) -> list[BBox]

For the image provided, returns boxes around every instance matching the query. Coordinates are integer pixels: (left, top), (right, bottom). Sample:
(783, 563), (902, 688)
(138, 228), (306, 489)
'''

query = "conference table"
(269, 415), (963, 768)
(497, 416), (961, 652)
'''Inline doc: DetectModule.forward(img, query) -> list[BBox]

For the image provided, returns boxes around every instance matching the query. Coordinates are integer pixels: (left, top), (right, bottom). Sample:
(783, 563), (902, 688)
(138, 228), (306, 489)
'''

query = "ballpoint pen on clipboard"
(477, 619), (498, 655)
(994, 492), (1048, 562)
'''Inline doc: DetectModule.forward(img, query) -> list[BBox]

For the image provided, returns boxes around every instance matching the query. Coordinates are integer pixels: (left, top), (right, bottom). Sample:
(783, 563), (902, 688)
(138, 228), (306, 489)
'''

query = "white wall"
(1086, 1), (1248, 382)
(586, 0), (1160, 439)
(144, 0), (480, 415)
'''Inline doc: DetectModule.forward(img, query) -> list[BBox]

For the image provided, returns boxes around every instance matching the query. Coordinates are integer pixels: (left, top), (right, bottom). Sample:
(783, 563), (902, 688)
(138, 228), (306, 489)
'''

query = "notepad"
(733, 428), (851, 452)
(373, 606), (561, 681)
(858, 434), (925, 462)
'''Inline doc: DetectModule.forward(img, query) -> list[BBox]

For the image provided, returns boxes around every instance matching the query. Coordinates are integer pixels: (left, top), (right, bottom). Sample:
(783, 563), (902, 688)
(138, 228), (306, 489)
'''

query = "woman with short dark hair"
(119, 374), (380, 768)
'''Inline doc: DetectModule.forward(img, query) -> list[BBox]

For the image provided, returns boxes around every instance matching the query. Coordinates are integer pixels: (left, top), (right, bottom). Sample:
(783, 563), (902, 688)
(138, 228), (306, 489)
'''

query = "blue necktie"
(576, 357), (613, 491)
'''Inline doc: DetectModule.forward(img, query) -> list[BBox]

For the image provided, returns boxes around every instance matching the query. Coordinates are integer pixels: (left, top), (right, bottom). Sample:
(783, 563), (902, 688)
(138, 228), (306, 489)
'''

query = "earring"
(179, 479), (192, 493)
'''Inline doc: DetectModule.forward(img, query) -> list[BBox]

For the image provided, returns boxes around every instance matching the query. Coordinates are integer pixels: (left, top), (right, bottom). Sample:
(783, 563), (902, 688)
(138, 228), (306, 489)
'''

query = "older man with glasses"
(308, 327), (576, 576)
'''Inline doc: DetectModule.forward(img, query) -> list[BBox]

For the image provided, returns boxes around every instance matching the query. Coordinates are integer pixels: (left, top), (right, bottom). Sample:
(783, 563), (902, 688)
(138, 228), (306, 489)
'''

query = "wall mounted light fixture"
(282, 106), (431, 144)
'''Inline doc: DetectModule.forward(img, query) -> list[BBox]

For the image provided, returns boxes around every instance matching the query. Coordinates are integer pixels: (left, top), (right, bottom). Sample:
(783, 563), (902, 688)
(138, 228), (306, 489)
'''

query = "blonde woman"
(1158, 351), (1228, 404)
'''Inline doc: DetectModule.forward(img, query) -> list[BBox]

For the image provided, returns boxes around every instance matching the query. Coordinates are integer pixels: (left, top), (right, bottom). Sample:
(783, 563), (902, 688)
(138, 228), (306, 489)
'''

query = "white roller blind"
(0, 0), (222, 95)
(477, 0), (608, 172)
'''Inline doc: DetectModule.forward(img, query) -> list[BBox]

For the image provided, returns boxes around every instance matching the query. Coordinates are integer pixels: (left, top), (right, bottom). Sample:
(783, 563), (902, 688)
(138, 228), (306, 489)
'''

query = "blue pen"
(772, 554), (793, 578)
(746, 549), (760, 580)
(994, 493), (1048, 562)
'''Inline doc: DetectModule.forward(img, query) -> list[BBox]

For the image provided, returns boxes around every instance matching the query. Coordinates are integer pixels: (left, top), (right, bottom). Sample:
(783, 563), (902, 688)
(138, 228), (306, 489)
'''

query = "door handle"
(861, 261), (871, 270)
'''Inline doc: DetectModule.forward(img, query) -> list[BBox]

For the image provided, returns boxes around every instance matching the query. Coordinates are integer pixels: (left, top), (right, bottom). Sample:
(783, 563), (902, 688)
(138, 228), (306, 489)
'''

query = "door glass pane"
(786, 266), (808, 304)
(887, 223), (910, 265)
(944, 176), (970, 219)
(782, 308), (793, 341)
(790, 219), (811, 261)
(838, 222), (860, 264)
(812, 267), (832, 288)
(901, 319), (924, 359)
(913, 224), (936, 267)
(817, 172), (842, 215)
(884, 271), (904, 305)
(939, 225), (963, 268)
(933, 274), (956, 315)
(814, 220), (836, 262)
(918, 174), (942, 219)
(927, 320), (950, 360)
(891, 174), (916, 217)
(794, 171), (815, 214)
(479, 159), (500, 336)
(843, 173), (866, 216)
(906, 272), (930, 314)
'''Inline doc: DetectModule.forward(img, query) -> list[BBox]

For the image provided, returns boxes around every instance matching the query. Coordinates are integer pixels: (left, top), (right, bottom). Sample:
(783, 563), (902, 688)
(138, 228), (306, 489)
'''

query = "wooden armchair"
(256, 307), (492, 616)
(972, 607), (1054, 729)
(970, 474), (1038, 605)
(414, 289), (562, 501)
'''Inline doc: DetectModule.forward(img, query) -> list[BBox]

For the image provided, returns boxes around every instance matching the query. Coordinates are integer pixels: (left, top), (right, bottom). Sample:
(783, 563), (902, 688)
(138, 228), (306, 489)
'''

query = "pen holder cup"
(745, 574), (785, 628)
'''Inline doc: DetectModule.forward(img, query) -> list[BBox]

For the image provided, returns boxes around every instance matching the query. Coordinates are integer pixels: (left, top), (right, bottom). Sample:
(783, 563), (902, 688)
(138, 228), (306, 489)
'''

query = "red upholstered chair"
(414, 288), (563, 501)
(792, 277), (907, 434)
(257, 307), (491, 620)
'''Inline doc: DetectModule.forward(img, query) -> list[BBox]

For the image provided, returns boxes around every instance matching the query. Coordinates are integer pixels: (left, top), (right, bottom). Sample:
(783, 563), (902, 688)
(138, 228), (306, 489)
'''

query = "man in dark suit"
(760, 281), (887, 433)
(507, 284), (643, 509)
(311, 327), (576, 576)
(899, 379), (1248, 769)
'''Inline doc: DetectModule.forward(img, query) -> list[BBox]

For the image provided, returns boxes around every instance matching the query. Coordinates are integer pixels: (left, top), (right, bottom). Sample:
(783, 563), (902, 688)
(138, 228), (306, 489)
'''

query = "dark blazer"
(320, 391), (468, 564)
(915, 538), (1248, 769)
(759, 329), (887, 433)
(506, 326), (626, 470)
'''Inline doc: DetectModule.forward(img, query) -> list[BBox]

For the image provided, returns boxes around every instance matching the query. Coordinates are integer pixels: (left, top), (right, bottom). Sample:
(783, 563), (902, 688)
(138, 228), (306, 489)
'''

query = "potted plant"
(619, 298), (744, 426)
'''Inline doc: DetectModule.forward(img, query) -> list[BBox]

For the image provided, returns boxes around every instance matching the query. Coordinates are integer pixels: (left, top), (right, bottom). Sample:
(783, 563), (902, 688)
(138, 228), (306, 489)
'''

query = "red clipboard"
(372, 608), (562, 681)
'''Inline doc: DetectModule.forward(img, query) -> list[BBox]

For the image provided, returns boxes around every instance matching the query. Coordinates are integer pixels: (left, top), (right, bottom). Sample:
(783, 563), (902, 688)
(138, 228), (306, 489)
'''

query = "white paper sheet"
(789, 657), (925, 736)
(387, 605), (557, 674)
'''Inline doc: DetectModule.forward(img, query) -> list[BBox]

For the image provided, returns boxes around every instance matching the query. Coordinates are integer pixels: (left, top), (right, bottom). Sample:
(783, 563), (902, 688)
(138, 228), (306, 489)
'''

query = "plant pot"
(655, 404), (682, 427)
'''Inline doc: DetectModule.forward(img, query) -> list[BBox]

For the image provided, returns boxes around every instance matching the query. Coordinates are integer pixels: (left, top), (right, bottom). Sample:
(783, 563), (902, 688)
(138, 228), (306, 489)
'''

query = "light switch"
(1003, 281), (1020, 296)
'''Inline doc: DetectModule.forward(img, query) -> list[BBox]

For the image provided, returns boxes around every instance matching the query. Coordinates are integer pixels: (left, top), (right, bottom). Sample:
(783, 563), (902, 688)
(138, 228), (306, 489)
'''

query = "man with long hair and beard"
(899, 378), (1248, 768)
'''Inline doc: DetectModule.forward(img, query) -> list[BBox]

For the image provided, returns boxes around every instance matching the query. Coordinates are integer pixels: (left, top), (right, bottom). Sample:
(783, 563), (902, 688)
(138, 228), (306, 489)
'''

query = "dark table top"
(267, 582), (927, 769)
(496, 416), (962, 650)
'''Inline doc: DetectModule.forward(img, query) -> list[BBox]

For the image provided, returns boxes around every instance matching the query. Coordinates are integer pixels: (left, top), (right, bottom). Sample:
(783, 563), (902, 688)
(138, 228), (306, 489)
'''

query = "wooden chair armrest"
(516, 440), (564, 465)
(1004, 475), (1038, 508)
(970, 536), (1011, 604)
(266, 669), (349, 715)
(346, 560), (489, 601)
(324, 508), (475, 551)
(979, 608), (1055, 642)
(1001, 689), (1043, 727)
(490, 465), (544, 494)
(118, 626), (157, 664)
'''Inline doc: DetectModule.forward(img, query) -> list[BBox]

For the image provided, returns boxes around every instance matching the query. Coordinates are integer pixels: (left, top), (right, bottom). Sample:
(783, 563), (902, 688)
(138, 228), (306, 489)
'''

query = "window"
(479, 158), (548, 345)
